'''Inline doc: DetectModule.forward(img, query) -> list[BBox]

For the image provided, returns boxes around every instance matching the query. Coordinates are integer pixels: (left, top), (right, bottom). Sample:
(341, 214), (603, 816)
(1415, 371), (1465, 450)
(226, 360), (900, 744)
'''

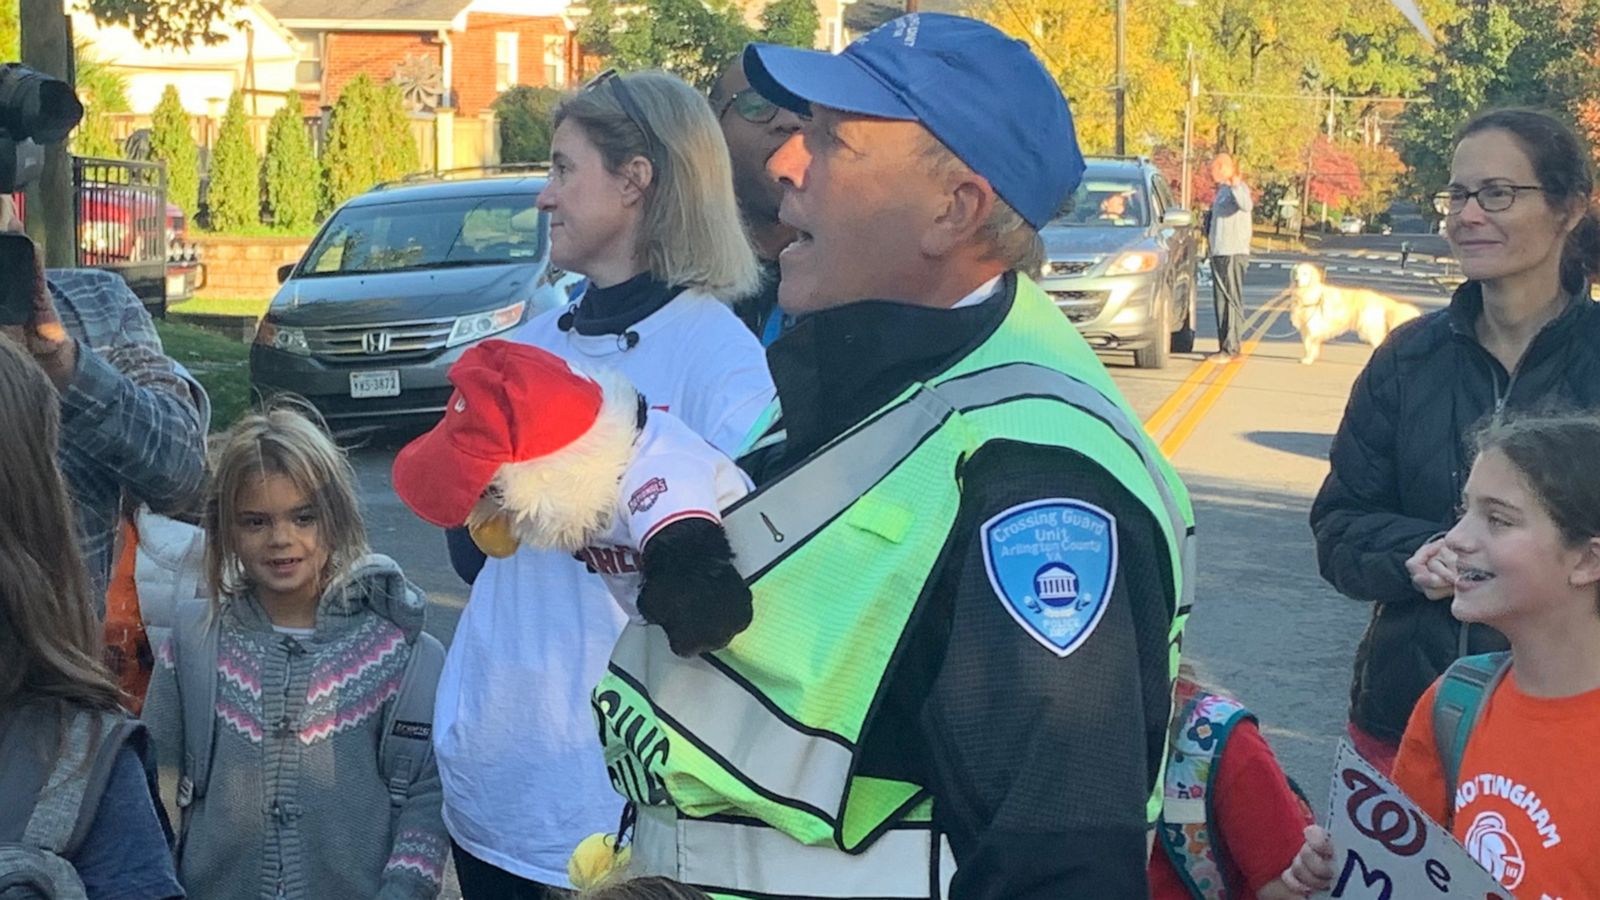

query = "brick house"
(259, 0), (588, 117)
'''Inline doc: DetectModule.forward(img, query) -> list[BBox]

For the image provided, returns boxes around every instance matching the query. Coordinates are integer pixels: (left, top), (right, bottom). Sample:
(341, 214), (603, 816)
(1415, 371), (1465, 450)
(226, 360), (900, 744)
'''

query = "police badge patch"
(981, 499), (1118, 657)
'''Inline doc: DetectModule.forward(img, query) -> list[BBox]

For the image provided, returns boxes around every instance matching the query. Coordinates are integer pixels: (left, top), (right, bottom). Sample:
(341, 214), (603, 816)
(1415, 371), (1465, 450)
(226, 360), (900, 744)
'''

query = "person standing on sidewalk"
(1207, 153), (1253, 361)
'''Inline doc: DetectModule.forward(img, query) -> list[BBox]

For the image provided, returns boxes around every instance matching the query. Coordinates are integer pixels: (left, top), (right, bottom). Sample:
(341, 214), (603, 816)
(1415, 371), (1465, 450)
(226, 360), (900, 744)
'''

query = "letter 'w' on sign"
(1316, 741), (1517, 900)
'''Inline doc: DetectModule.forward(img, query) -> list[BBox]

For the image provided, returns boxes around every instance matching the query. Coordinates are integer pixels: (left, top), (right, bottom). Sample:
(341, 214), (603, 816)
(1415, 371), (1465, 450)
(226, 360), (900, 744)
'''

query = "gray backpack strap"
(0, 706), (136, 900)
(173, 599), (221, 810)
(378, 632), (445, 810)
(31, 712), (142, 858)
(1431, 651), (1512, 827)
(0, 706), (134, 848)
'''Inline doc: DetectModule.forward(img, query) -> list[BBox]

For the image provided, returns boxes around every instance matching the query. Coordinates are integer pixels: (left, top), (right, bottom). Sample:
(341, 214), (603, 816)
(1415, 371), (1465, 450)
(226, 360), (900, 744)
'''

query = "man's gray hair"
(917, 134), (1046, 277)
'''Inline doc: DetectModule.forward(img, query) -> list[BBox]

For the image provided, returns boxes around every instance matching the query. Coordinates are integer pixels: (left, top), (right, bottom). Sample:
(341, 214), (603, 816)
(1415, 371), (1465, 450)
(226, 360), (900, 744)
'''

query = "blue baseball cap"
(744, 13), (1084, 230)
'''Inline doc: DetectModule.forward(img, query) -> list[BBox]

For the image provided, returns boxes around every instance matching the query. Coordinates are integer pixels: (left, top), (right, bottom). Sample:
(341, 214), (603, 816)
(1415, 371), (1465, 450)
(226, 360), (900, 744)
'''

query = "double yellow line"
(1142, 293), (1291, 458)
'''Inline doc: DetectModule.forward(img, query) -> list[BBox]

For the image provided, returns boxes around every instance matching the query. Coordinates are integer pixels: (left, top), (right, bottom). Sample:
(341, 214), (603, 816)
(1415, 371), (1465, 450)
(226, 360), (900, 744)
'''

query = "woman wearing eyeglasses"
(431, 69), (774, 900)
(1311, 107), (1600, 773)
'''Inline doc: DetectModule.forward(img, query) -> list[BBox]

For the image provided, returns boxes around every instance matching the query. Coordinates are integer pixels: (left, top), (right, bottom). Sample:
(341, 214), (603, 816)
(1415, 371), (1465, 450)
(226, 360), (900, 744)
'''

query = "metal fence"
(74, 157), (171, 313)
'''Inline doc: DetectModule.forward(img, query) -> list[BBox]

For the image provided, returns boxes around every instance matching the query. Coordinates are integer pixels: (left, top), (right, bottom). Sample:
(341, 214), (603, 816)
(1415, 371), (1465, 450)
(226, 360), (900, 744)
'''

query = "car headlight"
(447, 302), (526, 348)
(1105, 251), (1161, 276)
(255, 321), (310, 356)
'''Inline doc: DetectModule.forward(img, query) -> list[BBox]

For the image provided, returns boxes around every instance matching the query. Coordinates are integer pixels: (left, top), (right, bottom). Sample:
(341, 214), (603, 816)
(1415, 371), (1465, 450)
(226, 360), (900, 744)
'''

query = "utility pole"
(1180, 43), (1196, 209)
(905, 0), (919, 11)
(19, 3), (75, 268)
(1322, 87), (1334, 226)
(1114, 0), (1127, 155)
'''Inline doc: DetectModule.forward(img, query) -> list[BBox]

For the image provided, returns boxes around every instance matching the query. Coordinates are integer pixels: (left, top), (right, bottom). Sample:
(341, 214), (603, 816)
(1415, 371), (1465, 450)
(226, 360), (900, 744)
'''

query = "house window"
(294, 30), (323, 84)
(543, 35), (566, 87)
(496, 32), (519, 92)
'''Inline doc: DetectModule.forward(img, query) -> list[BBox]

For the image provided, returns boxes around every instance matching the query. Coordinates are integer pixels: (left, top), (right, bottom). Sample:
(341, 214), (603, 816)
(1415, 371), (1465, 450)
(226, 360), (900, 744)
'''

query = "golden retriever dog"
(1289, 262), (1422, 364)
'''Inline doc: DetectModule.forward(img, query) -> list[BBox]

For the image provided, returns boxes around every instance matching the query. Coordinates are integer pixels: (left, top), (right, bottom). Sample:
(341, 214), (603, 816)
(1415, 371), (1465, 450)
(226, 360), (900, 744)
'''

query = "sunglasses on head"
(717, 88), (783, 125)
(583, 68), (662, 163)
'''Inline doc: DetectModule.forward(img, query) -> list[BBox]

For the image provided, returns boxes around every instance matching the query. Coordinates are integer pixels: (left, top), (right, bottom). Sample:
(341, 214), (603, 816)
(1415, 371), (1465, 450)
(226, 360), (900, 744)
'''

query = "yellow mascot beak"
(469, 514), (522, 558)
(568, 831), (631, 889)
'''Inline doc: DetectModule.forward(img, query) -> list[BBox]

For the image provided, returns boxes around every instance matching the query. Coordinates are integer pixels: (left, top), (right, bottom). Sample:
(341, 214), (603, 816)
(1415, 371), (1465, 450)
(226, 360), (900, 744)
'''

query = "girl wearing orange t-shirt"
(1286, 412), (1600, 900)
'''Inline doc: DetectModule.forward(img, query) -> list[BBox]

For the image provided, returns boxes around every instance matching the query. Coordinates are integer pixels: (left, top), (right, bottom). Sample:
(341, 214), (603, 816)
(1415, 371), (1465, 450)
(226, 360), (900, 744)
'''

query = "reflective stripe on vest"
(609, 363), (1197, 820)
(633, 805), (957, 900)
(597, 275), (1195, 895)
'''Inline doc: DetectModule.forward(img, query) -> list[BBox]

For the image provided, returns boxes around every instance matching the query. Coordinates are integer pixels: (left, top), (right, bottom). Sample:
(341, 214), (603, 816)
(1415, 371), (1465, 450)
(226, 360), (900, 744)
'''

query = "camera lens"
(0, 64), (85, 144)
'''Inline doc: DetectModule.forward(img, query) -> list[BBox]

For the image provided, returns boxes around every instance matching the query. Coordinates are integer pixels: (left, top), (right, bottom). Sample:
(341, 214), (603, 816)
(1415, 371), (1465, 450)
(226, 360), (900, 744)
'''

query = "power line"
(1204, 90), (1431, 104)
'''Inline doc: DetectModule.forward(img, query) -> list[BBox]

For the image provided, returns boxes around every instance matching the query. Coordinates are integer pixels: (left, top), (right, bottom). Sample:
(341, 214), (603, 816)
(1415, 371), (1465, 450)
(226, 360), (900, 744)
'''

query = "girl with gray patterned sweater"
(145, 408), (448, 900)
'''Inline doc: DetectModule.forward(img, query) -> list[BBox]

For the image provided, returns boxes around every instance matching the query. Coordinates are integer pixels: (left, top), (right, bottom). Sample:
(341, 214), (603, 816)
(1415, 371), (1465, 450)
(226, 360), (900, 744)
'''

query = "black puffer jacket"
(1311, 281), (1600, 742)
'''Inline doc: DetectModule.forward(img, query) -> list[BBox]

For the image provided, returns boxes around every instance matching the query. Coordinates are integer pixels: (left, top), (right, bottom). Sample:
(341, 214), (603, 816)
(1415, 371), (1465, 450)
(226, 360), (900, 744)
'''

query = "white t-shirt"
(577, 412), (753, 619)
(433, 290), (773, 885)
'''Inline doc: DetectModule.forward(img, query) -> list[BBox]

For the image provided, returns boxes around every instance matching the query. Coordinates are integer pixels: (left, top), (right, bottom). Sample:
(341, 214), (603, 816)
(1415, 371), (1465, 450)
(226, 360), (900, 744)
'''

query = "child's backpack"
(0, 705), (146, 900)
(1430, 651), (1512, 828)
(1157, 687), (1314, 900)
(1158, 691), (1254, 900)
(169, 599), (446, 814)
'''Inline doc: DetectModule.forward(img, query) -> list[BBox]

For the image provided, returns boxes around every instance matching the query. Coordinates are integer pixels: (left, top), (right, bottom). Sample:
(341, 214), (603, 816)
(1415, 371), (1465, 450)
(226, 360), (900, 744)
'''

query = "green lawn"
(155, 319), (253, 433)
(168, 295), (272, 319)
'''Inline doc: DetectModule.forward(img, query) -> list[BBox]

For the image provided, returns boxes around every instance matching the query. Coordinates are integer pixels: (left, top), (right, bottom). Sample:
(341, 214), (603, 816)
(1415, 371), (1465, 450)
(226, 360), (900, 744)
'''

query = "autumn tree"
(1306, 135), (1362, 209)
(1349, 143), (1405, 219)
(974, 0), (1184, 156)
(1394, 0), (1600, 203)
(973, 0), (1436, 200)
(0, 0), (17, 58)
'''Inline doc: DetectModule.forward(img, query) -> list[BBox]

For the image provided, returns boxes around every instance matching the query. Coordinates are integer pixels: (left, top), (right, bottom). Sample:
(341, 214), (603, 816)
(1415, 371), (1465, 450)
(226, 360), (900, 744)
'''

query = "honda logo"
(361, 331), (392, 354)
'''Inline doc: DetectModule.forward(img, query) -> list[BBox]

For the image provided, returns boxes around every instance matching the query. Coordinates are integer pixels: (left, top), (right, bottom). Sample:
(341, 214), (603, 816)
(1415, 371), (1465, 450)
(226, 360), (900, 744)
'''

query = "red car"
(8, 185), (202, 311)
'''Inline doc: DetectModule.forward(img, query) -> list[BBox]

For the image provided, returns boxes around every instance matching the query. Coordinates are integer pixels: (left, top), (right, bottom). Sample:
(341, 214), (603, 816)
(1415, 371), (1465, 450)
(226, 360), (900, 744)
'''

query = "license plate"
(165, 273), (187, 298)
(349, 370), (401, 399)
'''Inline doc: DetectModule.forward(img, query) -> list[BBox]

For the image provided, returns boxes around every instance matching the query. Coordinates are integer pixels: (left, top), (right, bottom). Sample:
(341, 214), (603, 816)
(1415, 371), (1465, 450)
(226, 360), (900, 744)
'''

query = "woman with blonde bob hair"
(544, 69), (759, 299)
(0, 336), (184, 900)
(437, 66), (774, 900)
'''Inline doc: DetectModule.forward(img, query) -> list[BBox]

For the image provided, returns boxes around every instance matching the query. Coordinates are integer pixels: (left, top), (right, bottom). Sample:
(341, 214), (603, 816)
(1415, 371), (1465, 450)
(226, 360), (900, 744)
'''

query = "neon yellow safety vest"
(593, 274), (1195, 899)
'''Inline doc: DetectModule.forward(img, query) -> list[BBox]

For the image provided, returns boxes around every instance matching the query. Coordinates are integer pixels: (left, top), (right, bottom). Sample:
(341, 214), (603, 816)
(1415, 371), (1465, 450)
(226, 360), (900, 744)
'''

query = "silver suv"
(1039, 157), (1199, 369)
(250, 169), (572, 427)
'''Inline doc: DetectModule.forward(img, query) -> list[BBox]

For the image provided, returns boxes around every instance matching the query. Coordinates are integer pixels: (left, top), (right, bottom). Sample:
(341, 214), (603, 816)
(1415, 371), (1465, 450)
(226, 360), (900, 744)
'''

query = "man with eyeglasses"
(710, 57), (805, 346)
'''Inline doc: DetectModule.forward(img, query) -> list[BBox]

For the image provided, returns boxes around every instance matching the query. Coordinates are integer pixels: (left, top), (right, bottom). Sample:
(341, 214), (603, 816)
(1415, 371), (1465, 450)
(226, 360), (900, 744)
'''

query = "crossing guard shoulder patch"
(981, 498), (1119, 657)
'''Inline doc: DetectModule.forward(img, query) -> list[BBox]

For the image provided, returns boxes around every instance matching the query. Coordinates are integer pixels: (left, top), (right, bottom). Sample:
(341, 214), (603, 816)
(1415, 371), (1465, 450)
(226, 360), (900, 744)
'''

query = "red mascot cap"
(392, 339), (604, 527)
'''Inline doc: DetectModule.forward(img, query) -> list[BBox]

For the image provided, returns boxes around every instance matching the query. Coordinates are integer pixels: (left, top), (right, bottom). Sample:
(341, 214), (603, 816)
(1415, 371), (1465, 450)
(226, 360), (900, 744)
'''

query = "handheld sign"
(1315, 740), (1515, 900)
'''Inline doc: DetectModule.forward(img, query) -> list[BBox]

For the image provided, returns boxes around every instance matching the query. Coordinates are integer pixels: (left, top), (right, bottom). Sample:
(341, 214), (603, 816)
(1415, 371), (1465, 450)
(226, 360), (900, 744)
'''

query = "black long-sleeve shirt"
(741, 274), (1173, 898)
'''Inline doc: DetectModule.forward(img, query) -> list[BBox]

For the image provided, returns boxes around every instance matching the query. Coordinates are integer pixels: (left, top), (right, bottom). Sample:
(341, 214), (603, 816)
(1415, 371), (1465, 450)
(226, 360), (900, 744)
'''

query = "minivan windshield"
(300, 194), (548, 277)
(1050, 177), (1150, 228)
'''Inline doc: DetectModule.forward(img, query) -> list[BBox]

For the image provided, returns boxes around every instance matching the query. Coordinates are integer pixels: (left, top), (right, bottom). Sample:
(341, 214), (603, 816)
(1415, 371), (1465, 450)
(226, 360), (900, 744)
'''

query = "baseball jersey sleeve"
(620, 439), (727, 553)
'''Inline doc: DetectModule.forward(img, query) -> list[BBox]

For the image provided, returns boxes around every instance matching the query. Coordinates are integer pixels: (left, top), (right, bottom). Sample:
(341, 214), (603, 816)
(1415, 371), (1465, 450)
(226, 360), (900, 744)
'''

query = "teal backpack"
(1430, 651), (1513, 828)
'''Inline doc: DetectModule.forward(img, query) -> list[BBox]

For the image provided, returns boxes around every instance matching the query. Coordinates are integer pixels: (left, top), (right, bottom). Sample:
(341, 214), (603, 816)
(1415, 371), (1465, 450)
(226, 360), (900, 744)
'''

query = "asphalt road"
(344, 236), (1453, 857)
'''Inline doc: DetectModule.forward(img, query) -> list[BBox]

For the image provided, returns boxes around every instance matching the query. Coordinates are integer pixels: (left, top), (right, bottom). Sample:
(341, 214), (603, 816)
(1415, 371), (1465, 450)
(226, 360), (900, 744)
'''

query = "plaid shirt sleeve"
(47, 269), (207, 604)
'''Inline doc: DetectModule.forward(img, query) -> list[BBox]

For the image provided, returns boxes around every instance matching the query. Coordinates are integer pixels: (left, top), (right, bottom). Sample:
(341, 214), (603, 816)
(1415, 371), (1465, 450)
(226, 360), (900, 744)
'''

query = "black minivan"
(250, 170), (574, 427)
